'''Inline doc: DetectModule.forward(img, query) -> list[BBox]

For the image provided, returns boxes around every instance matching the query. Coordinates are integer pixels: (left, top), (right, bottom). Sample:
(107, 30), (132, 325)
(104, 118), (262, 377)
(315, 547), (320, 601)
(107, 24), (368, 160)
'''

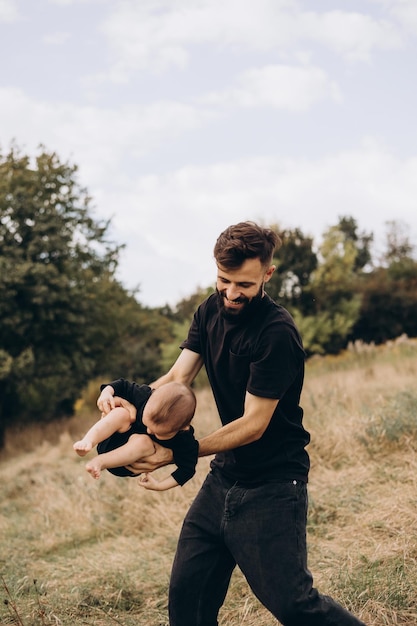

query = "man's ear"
(264, 265), (276, 283)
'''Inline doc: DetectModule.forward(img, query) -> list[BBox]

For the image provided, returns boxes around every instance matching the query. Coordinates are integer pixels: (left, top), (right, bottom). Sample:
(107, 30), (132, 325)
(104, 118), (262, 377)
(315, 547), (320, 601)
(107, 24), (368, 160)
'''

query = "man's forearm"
(197, 417), (265, 457)
(197, 393), (279, 457)
(124, 443), (174, 474)
(149, 372), (176, 388)
(150, 349), (204, 388)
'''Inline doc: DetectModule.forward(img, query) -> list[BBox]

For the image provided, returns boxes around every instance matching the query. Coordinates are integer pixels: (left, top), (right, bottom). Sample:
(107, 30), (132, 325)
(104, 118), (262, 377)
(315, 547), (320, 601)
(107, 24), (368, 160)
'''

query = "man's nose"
(226, 285), (240, 300)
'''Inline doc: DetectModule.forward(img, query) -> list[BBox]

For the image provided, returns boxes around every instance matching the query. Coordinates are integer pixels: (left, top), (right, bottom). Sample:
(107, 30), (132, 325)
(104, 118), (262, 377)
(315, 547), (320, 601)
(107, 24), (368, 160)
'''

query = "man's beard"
(217, 285), (264, 322)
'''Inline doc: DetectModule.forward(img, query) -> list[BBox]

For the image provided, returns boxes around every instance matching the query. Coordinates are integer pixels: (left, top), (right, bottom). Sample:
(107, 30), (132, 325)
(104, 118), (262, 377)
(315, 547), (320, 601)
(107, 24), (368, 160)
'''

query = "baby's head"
(142, 382), (196, 440)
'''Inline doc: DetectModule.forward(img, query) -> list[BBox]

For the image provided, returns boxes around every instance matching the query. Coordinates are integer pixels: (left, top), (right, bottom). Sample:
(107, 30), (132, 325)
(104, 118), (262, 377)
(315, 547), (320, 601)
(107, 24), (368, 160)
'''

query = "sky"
(1, 0), (417, 308)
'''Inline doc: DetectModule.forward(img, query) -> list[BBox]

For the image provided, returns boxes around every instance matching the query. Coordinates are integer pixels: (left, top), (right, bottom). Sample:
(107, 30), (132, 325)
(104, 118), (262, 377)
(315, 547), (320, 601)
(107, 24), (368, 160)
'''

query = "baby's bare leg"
(74, 407), (133, 457)
(86, 434), (156, 479)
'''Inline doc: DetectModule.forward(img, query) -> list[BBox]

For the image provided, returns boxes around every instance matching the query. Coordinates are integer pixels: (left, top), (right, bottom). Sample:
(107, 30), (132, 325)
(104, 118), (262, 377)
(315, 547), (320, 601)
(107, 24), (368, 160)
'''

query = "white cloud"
(101, 143), (417, 305)
(301, 10), (403, 61)
(381, 0), (417, 34)
(42, 31), (71, 45)
(1, 0), (416, 308)
(47, 0), (107, 5)
(0, 0), (18, 21)
(203, 64), (342, 110)
(96, 0), (404, 80)
(0, 65), (342, 199)
(123, 146), (417, 237)
(0, 87), (215, 188)
(2, 81), (416, 307)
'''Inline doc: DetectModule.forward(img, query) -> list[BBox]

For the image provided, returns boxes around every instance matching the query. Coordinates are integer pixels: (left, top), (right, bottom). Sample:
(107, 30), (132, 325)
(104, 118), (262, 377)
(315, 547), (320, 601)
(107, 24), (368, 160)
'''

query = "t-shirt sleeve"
(170, 430), (199, 486)
(180, 301), (207, 355)
(100, 379), (151, 406)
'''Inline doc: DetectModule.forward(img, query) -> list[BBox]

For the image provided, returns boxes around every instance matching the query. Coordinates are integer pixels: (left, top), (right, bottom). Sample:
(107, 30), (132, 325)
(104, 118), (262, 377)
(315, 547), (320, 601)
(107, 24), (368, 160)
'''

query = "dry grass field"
(1, 337), (417, 625)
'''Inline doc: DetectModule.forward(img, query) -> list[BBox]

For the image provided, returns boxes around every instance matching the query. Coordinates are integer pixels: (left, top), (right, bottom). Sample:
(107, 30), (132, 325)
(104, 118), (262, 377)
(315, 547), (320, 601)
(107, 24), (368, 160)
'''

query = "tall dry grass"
(1, 338), (417, 625)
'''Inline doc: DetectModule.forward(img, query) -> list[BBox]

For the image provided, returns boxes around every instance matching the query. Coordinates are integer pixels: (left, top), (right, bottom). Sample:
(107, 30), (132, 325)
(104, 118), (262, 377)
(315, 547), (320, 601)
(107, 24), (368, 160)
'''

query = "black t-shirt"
(180, 293), (310, 483)
(98, 380), (198, 485)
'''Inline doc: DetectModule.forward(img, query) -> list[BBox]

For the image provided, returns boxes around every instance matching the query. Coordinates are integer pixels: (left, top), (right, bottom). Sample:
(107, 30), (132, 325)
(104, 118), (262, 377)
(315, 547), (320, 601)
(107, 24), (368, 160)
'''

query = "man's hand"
(125, 442), (174, 475)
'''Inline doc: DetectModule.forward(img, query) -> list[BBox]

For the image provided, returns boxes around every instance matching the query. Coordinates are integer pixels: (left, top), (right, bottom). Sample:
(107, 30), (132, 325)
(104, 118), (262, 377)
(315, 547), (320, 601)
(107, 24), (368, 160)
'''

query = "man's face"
(216, 258), (275, 318)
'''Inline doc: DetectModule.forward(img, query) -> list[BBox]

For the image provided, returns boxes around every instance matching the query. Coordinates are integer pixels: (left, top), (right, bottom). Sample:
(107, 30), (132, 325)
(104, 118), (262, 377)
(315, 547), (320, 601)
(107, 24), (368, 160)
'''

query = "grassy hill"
(1, 337), (417, 625)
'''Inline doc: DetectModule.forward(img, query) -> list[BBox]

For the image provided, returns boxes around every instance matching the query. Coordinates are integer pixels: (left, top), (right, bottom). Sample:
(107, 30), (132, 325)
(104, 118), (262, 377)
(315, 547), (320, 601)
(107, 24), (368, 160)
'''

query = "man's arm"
(155, 352), (278, 457)
(151, 348), (204, 388)
(198, 391), (279, 457)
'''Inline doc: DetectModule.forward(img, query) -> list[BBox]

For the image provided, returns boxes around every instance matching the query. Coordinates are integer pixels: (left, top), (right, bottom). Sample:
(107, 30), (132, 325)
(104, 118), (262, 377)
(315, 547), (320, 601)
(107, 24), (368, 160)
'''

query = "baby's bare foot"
(73, 439), (93, 456)
(86, 460), (102, 479)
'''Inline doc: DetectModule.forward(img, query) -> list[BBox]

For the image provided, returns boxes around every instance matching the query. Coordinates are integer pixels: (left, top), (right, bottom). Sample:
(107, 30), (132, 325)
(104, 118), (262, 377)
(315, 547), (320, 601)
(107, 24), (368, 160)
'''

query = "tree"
(170, 286), (215, 322)
(0, 144), (167, 447)
(266, 226), (317, 315)
(266, 220), (365, 354)
(78, 276), (173, 384)
(297, 223), (362, 354)
(350, 268), (417, 344)
(336, 215), (373, 272)
(348, 219), (417, 344)
(382, 219), (414, 266)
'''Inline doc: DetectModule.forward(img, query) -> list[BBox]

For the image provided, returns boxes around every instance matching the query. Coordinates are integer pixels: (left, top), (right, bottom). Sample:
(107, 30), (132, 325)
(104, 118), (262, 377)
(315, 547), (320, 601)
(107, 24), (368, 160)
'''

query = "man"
(101, 221), (366, 625)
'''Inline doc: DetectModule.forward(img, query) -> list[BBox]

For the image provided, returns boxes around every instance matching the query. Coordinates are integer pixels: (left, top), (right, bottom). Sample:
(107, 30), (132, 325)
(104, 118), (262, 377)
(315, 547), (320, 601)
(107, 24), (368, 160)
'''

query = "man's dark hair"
(214, 221), (281, 269)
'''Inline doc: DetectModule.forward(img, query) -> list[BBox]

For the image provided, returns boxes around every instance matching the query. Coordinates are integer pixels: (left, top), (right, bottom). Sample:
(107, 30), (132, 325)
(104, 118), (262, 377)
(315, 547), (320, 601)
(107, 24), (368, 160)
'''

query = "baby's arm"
(97, 385), (116, 414)
(98, 378), (139, 409)
(138, 473), (179, 491)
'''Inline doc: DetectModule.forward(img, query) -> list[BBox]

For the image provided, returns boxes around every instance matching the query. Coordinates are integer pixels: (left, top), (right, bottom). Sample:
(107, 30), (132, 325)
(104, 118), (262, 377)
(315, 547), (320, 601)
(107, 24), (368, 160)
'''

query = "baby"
(74, 379), (198, 491)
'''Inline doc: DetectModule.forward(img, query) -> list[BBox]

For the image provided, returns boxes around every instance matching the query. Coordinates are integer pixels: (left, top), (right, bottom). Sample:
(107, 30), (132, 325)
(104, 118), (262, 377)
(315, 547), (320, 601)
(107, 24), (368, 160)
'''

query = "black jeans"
(169, 469), (366, 626)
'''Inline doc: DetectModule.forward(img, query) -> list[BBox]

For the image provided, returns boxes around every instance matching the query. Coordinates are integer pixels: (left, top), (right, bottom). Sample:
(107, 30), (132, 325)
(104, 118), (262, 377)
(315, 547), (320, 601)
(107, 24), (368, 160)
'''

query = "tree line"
(267, 216), (417, 354)
(1, 144), (416, 446)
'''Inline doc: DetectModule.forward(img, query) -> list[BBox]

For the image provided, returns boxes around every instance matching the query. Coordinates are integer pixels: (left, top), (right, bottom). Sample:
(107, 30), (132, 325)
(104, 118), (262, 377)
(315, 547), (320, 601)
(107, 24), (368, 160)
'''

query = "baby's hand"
(97, 387), (115, 414)
(138, 473), (159, 490)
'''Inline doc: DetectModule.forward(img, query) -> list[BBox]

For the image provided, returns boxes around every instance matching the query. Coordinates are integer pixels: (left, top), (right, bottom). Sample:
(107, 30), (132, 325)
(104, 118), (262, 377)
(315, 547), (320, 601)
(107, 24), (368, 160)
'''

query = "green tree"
(337, 215), (373, 271)
(351, 268), (417, 344)
(266, 220), (365, 354)
(266, 226), (317, 315)
(80, 277), (173, 384)
(351, 220), (417, 343)
(170, 286), (215, 322)
(382, 219), (414, 266)
(0, 144), (168, 446)
(298, 224), (362, 354)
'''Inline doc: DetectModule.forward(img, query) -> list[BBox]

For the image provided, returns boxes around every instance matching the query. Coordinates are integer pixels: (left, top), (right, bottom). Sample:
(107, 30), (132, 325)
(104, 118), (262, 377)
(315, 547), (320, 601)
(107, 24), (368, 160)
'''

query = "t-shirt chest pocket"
(228, 350), (251, 388)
